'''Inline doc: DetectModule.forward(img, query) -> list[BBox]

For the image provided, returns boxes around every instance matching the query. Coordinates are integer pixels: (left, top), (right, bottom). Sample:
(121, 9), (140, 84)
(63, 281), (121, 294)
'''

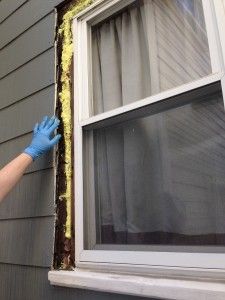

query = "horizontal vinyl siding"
(0, 12), (55, 78)
(0, 0), (57, 276)
(0, 85), (55, 143)
(0, 217), (55, 267)
(0, 48), (55, 109)
(0, 0), (28, 23)
(0, 169), (55, 219)
(0, 0), (63, 49)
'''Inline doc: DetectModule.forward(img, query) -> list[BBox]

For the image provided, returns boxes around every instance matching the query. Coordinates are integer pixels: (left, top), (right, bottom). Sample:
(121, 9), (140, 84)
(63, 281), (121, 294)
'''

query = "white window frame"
(49, 0), (225, 298)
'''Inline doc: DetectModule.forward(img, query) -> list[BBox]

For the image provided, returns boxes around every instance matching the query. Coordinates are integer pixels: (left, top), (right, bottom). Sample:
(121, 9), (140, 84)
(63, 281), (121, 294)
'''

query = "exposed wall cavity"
(54, 0), (94, 269)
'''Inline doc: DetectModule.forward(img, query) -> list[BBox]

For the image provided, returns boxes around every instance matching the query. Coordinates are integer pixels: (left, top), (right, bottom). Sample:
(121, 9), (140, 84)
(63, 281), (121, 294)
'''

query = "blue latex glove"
(24, 116), (61, 160)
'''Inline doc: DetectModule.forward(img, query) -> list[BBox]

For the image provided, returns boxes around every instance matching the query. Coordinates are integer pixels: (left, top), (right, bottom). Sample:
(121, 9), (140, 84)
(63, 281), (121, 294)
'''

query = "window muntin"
(84, 84), (225, 249)
(91, 0), (212, 116)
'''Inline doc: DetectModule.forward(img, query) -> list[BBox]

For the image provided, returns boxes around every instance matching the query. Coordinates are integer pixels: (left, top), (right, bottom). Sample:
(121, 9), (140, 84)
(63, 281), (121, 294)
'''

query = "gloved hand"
(24, 116), (61, 160)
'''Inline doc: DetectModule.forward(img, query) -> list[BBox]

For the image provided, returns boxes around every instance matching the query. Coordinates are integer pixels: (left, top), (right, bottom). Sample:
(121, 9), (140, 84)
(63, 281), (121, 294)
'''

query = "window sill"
(48, 268), (225, 299)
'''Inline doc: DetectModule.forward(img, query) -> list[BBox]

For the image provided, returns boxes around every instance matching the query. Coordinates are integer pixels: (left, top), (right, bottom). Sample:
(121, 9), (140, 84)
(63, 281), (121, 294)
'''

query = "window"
(48, 0), (225, 298)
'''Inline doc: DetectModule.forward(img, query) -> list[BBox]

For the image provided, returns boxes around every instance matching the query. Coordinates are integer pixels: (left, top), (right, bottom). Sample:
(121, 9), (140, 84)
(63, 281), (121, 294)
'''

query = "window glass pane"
(83, 87), (225, 249)
(91, 0), (212, 115)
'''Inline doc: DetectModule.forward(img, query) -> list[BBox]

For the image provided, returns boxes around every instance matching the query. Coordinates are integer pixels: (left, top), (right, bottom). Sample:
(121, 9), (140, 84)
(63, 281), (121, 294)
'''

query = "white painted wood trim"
(76, 261), (225, 280)
(74, 0), (135, 23)
(73, 19), (85, 261)
(48, 269), (225, 300)
(79, 249), (225, 270)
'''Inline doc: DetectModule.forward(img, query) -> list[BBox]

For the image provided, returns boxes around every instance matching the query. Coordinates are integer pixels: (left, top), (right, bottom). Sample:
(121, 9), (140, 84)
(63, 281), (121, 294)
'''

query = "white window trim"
(48, 268), (225, 300)
(49, 0), (225, 298)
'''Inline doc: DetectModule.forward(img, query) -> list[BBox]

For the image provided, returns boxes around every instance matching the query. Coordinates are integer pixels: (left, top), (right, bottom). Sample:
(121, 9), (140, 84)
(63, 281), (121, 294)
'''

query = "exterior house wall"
(0, 0), (159, 299)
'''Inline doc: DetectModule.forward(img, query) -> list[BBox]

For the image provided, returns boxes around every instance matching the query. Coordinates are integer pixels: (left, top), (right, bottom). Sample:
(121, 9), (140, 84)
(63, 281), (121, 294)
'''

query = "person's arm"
(0, 115), (61, 203)
(0, 153), (32, 202)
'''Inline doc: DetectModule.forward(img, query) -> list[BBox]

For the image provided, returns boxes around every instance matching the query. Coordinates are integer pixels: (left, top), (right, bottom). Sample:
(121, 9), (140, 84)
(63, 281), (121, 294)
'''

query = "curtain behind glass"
(92, 0), (211, 114)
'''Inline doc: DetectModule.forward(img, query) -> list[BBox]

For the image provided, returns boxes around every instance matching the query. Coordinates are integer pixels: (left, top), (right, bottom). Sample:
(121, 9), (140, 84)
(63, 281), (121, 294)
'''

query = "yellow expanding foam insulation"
(58, 0), (94, 239)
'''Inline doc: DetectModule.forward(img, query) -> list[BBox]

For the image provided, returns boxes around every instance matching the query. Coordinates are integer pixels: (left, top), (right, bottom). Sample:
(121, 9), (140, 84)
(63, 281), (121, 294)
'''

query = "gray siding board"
(0, 12), (55, 78)
(0, 264), (155, 300)
(0, 0), (64, 49)
(0, 169), (55, 219)
(0, 0), (28, 23)
(0, 217), (55, 267)
(0, 47), (55, 109)
(0, 85), (55, 143)
(0, 133), (54, 173)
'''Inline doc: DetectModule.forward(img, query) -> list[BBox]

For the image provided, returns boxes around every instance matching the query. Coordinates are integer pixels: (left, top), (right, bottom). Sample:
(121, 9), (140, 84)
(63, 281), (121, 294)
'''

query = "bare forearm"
(0, 153), (32, 202)
(0, 115), (60, 203)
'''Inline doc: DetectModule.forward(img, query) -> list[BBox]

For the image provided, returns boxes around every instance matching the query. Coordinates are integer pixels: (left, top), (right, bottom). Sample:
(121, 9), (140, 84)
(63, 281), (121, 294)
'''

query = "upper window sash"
(73, 0), (225, 124)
